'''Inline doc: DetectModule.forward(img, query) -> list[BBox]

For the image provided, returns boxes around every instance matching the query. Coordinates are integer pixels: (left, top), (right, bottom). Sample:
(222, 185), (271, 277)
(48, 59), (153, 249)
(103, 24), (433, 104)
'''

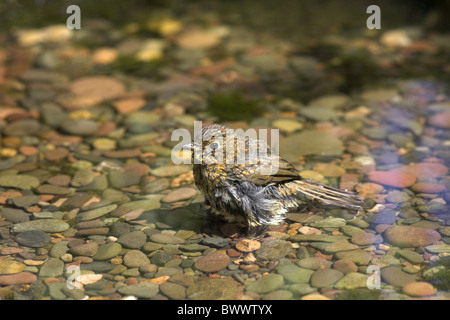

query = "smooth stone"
(117, 231), (147, 249)
(92, 243), (122, 261)
(0, 208), (30, 223)
(49, 241), (69, 258)
(381, 266), (417, 287)
(0, 260), (26, 274)
(2, 119), (41, 136)
(36, 184), (72, 195)
(161, 187), (197, 203)
(0, 174), (40, 190)
(396, 249), (424, 264)
(290, 234), (348, 243)
(395, 163), (448, 179)
(411, 182), (446, 194)
(15, 231), (51, 248)
(384, 226), (441, 247)
(335, 250), (372, 266)
(262, 290), (293, 300)
(80, 261), (114, 273)
(142, 242), (164, 252)
(108, 170), (140, 189)
(425, 244), (450, 253)
(71, 169), (95, 187)
(324, 240), (359, 253)
(403, 281), (437, 297)
(77, 204), (118, 221)
(202, 237), (230, 248)
(289, 283), (316, 296)
(351, 233), (377, 246)
(123, 250), (151, 267)
(160, 281), (186, 300)
(70, 242), (99, 257)
(12, 219), (70, 233)
(38, 258), (64, 278)
(246, 274), (284, 294)
(385, 190), (411, 203)
(310, 268), (344, 288)
(341, 225), (365, 237)
(272, 119), (303, 134)
(279, 130), (343, 162)
(255, 239), (292, 261)
(368, 170), (416, 188)
(313, 163), (346, 177)
(9, 195), (40, 208)
(150, 165), (191, 177)
(277, 264), (314, 283)
(309, 218), (346, 228)
(299, 106), (337, 121)
(117, 199), (161, 213)
(0, 272), (37, 285)
(150, 233), (185, 244)
(118, 282), (159, 299)
(61, 119), (99, 136)
(186, 278), (238, 300)
(334, 272), (369, 290)
(195, 253), (230, 273)
(332, 259), (358, 274)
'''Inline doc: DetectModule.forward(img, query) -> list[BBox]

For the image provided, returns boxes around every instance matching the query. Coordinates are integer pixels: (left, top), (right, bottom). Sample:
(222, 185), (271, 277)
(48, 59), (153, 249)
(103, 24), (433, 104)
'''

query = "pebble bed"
(0, 2), (449, 300)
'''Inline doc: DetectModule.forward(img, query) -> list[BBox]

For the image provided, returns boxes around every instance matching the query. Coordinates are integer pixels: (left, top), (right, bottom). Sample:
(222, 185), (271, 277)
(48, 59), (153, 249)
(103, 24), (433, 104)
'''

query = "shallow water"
(0, 0), (449, 301)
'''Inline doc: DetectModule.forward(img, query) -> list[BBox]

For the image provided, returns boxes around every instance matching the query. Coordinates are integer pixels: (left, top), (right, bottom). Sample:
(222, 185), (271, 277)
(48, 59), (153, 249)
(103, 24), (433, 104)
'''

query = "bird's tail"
(292, 180), (365, 212)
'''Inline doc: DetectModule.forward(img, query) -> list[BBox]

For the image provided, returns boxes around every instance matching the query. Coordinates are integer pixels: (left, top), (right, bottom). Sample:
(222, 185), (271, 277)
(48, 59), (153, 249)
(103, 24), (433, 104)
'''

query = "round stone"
(70, 242), (99, 257)
(161, 187), (197, 203)
(368, 170), (416, 188)
(15, 231), (51, 248)
(246, 274), (284, 294)
(160, 281), (186, 300)
(187, 278), (238, 300)
(92, 243), (122, 261)
(117, 231), (147, 249)
(333, 259), (358, 274)
(235, 239), (261, 252)
(195, 253), (230, 273)
(255, 239), (292, 260)
(351, 233), (377, 246)
(310, 268), (344, 288)
(149, 233), (185, 244)
(0, 272), (37, 285)
(380, 266), (417, 287)
(402, 281), (437, 297)
(297, 257), (332, 270)
(383, 226), (441, 247)
(123, 250), (150, 267)
(0, 260), (26, 275)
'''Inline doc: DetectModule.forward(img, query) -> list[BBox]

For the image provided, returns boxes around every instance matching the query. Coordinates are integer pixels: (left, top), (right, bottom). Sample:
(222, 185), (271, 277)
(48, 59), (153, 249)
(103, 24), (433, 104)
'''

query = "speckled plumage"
(190, 124), (364, 231)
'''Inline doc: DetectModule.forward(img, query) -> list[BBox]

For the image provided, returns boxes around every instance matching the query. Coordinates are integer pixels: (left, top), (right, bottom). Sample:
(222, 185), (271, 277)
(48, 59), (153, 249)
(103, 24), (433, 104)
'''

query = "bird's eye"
(209, 142), (219, 150)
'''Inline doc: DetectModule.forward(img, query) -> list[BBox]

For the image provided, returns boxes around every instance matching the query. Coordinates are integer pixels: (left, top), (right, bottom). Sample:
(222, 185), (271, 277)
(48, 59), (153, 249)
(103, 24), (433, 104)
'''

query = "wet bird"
(186, 124), (364, 235)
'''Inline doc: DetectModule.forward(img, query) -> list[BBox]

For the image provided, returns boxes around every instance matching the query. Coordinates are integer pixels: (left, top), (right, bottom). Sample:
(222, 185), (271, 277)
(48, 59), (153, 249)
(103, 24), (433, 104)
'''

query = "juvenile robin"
(186, 124), (364, 235)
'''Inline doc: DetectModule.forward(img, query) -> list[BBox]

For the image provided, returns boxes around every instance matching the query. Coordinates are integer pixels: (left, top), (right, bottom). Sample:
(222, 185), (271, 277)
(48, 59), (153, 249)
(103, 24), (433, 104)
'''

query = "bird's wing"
(226, 154), (301, 186)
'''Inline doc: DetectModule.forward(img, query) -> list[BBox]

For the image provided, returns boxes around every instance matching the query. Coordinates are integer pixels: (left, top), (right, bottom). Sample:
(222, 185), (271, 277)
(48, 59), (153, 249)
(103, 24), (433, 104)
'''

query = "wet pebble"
(246, 274), (284, 294)
(402, 281), (437, 297)
(195, 253), (230, 273)
(0, 260), (26, 274)
(383, 226), (441, 247)
(123, 250), (150, 267)
(351, 232), (377, 246)
(161, 187), (198, 203)
(12, 219), (70, 233)
(0, 272), (37, 285)
(117, 231), (147, 249)
(92, 243), (122, 261)
(62, 119), (99, 136)
(14, 230), (51, 248)
(186, 278), (238, 300)
(381, 266), (417, 287)
(310, 268), (343, 288)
